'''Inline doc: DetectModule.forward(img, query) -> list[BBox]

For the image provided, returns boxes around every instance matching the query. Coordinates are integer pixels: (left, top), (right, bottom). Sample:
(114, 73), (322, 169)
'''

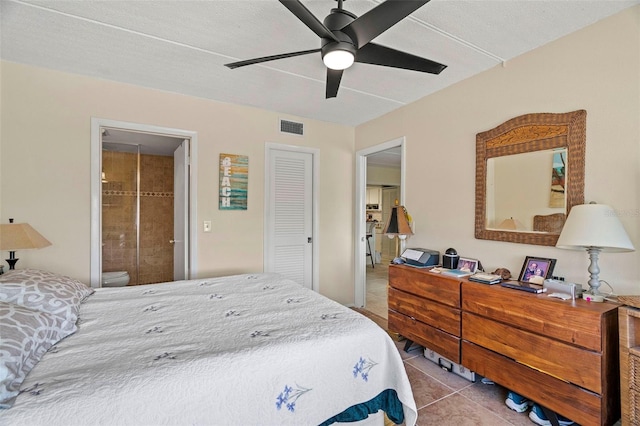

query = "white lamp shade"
(556, 204), (635, 252)
(322, 50), (354, 70)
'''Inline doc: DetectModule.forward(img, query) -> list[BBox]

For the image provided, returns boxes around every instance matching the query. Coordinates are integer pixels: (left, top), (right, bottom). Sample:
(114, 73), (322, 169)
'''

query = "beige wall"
(0, 62), (356, 303)
(367, 164), (401, 186)
(356, 7), (640, 295)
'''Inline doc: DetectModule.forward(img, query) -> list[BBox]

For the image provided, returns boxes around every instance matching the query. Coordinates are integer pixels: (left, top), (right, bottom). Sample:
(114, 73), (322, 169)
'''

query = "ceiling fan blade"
(225, 49), (320, 69)
(355, 43), (446, 74)
(279, 0), (340, 42)
(326, 69), (344, 99)
(342, 0), (431, 48)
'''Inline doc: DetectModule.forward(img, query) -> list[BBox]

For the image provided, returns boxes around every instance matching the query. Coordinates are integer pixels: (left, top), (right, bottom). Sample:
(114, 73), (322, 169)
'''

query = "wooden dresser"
(388, 265), (621, 426)
(388, 264), (463, 363)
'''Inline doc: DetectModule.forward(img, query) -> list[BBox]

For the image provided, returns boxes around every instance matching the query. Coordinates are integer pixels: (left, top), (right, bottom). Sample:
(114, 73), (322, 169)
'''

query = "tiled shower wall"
(102, 150), (174, 285)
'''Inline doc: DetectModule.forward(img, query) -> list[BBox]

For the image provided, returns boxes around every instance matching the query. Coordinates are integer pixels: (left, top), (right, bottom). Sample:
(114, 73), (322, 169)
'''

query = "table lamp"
(497, 217), (524, 230)
(556, 203), (634, 300)
(0, 219), (52, 270)
(383, 203), (413, 258)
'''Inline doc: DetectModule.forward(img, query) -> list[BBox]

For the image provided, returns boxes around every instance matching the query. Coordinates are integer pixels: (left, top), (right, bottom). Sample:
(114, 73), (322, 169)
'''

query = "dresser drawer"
(462, 281), (615, 351)
(389, 265), (461, 308)
(389, 287), (461, 336)
(388, 310), (460, 363)
(462, 311), (602, 393)
(462, 341), (605, 426)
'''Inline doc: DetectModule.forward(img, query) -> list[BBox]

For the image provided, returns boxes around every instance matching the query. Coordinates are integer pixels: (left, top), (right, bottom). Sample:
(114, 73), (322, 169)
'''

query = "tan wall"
(367, 164), (401, 186)
(0, 62), (355, 303)
(356, 7), (640, 294)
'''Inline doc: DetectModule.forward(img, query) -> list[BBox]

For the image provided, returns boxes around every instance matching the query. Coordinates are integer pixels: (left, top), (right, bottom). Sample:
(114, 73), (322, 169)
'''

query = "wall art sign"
(219, 153), (248, 210)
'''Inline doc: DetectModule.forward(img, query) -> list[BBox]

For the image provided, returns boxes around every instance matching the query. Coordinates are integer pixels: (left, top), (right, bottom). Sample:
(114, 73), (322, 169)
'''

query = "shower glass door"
(102, 144), (175, 285)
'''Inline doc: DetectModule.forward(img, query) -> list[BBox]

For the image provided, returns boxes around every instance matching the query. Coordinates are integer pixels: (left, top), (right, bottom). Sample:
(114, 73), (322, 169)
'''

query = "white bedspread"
(2, 273), (416, 426)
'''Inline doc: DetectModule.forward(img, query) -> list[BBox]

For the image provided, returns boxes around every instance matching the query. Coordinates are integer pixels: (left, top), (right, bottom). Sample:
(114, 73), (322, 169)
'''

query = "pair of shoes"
(505, 391), (530, 413)
(528, 404), (575, 426)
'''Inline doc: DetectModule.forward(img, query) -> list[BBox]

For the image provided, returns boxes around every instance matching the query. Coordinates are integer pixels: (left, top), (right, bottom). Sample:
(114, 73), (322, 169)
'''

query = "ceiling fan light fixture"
(226, 0), (445, 98)
(323, 49), (354, 70)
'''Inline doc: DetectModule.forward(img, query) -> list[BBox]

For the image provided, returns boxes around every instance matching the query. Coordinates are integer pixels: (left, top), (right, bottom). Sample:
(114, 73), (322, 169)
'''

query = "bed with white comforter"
(0, 270), (416, 425)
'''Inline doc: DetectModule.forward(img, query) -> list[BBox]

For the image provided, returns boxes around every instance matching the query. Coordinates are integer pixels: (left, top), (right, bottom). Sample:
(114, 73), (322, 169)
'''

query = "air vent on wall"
(280, 119), (304, 136)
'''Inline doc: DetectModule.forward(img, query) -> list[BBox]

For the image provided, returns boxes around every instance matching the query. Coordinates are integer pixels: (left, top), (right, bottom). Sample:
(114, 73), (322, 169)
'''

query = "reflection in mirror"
(475, 110), (585, 246)
(486, 148), (566, 232)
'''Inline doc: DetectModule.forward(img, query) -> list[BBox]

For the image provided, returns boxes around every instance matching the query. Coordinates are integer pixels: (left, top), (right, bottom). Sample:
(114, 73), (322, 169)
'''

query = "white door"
(265, 148), (313, 289)
(173, 140), (189, 281)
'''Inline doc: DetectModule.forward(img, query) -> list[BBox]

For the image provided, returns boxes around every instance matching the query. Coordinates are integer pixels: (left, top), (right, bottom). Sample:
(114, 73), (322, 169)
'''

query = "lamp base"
(582, 291), (605, 303)
(5, 258), (18, 270)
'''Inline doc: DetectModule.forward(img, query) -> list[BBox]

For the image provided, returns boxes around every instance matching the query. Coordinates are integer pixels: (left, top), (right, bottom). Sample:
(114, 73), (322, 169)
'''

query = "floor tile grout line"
(454, 387), (527, 426)
(403, 360), (476, 394)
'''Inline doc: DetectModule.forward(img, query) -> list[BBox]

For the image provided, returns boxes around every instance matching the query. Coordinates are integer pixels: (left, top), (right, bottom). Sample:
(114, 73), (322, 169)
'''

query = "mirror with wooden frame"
(475, 110), (586, 246)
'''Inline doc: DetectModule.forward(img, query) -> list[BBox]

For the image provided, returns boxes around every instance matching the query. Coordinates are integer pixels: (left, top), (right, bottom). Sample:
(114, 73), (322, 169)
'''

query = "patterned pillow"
(0, 269), (94, 332)
(0, 301), (67, 408)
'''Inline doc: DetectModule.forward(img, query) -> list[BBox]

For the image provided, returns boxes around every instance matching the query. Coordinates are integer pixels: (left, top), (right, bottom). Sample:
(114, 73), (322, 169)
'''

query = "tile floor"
(365, 258), (392, 320)
(365, 260), (575, 426)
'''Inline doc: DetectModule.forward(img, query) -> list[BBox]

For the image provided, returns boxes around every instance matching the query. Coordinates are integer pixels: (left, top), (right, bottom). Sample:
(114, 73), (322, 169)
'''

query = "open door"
(173, 140), (189, 281)
(354, 138), (405, 307)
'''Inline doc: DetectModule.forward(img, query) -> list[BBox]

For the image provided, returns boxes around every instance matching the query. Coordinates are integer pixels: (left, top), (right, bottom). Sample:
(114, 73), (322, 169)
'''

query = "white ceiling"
(1, 0), (638, 127)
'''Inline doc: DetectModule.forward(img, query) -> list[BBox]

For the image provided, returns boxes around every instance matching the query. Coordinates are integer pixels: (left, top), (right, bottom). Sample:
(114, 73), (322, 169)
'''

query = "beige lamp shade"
(0, 222), (52, 250)
(497, 217), (524, 230)
(383, 205), (413, 259)
(383, 205), (413, 236)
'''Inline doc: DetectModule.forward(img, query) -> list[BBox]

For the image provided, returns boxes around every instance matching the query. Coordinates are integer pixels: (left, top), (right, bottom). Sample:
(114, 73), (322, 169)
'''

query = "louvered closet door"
(266, 149), (313, 289)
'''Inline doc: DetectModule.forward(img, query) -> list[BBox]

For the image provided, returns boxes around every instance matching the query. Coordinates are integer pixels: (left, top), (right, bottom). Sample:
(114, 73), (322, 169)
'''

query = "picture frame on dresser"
(518, 256), (556, 284)
(457, 257), (479, 273)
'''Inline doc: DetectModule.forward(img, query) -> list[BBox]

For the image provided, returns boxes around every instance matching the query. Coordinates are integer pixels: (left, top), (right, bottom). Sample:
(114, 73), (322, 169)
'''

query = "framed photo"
(518, 256), (557, 284)
(457, 257), (479, 273)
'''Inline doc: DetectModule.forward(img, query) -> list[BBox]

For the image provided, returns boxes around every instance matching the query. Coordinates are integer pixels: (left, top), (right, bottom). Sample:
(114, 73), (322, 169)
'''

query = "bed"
(0, 269), (417, 425)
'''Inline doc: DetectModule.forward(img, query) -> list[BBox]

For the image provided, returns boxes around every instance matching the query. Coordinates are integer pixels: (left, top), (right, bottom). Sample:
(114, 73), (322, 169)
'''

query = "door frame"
(90, 118), (198, 288)
(354, 137), (406, 307)
(263, 142), (319, 292)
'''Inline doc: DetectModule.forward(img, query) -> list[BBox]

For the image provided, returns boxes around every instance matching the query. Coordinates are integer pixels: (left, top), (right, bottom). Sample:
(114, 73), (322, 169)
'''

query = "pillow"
(0, 301), (66, 408)
(0, 269), (94, 331)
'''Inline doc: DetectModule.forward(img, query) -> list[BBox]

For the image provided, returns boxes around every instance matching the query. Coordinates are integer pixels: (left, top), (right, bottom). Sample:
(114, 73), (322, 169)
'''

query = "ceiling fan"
(225, 0), (447, 99)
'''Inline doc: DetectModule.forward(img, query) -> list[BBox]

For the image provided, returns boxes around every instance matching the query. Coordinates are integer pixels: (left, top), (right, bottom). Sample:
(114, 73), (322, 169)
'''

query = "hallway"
(365, 257), (390, 319)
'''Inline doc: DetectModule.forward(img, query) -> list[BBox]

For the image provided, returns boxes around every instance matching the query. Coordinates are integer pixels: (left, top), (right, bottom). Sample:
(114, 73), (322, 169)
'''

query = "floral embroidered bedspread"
(4, 273), (417, 425)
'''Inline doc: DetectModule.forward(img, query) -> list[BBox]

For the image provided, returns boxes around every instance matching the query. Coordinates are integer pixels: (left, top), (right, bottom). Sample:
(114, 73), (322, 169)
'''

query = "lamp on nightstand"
(0, 219), (52, 270)
(383, 202), (413, 258)
(556, 203), (634, 300)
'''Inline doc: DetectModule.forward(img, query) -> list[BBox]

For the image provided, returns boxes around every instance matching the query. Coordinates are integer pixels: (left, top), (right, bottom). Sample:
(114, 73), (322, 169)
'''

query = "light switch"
(203, 221), (212, 232)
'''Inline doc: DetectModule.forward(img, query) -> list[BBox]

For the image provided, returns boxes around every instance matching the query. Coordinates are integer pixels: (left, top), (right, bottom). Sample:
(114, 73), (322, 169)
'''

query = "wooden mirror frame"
(475, 110), (586, 246)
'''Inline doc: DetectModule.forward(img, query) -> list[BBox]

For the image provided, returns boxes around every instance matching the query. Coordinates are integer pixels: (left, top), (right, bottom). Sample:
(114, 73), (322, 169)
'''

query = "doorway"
(90, 119), (198, 288)
(354, 138), (405, 309)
